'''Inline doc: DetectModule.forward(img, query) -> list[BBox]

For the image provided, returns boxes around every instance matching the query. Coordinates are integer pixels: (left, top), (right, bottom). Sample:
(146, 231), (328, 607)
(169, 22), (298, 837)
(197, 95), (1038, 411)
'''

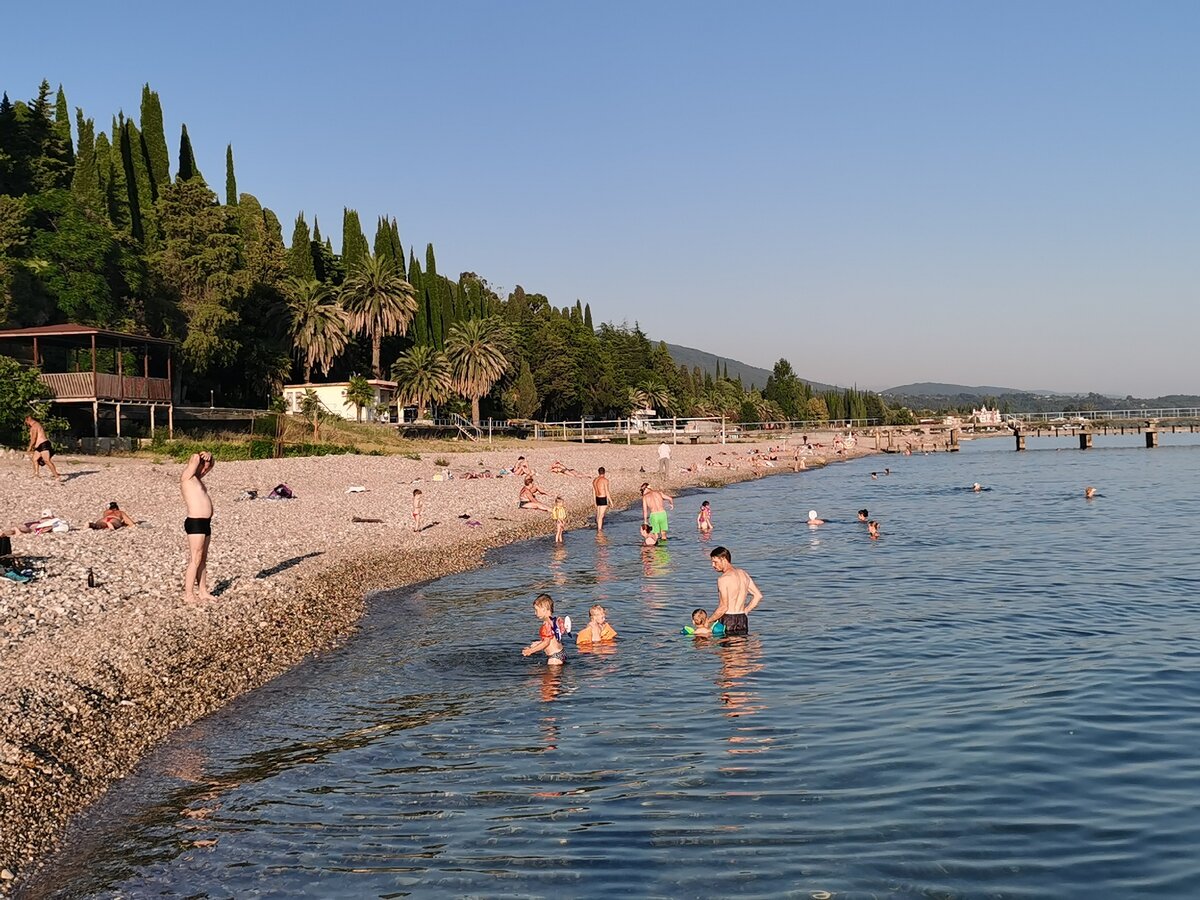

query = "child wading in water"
(411, 489), (423, 532)
(576, 603), (617, 645)
(522, 593), (570, 665)
(697, 500), (713, 533)
(640, 523), (658, 546)
(552, 496), (567, 544)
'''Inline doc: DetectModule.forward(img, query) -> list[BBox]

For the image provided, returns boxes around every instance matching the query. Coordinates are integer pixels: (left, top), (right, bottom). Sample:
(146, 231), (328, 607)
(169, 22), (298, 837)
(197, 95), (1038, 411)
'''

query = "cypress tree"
(373, 216), (389, 262)
(389, 218), (405, 279)
(225, 144), (237, 205)
(124, 119), (157, 246)
(105, 116), (132, 234)
(584, 303), (593, 331)
(139, 84), (170, 197)
(177, 123), (203, 183)
(54, 85), (73, 167)
(288, 212), (316, 279)
(408, 250), (428, 345)
(71, 109), (102, 208)
(341, 208), (368, 273)
(439, 276), (454, 335)
(119, 118), (147, 242)
(311, 217), (327, 282)
(94, 130), (111, 200)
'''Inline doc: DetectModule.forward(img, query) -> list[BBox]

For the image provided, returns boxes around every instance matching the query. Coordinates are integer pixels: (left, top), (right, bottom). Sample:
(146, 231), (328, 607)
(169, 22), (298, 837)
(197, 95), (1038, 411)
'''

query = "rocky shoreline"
(0, 433), (894, 891)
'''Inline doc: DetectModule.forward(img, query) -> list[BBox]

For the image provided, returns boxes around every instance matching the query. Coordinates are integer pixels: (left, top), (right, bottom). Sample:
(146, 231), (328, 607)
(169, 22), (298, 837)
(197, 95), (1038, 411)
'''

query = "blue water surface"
(27, 435), (1200, 898)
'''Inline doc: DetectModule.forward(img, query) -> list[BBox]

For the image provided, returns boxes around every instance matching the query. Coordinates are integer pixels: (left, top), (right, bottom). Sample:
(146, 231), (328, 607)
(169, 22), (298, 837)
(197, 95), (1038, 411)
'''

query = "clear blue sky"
(8, 1), (1198, 396)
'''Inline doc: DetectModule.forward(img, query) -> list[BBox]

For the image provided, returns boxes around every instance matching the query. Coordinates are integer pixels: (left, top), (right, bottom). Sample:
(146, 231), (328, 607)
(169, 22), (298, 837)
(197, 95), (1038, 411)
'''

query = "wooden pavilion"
(0, 324), (176, 438)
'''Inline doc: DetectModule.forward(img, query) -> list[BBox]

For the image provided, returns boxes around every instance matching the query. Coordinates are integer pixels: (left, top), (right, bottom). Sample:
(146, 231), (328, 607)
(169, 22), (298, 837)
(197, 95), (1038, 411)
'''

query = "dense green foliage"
(0, 78), (917, 425)
(0, 354), (54, 445)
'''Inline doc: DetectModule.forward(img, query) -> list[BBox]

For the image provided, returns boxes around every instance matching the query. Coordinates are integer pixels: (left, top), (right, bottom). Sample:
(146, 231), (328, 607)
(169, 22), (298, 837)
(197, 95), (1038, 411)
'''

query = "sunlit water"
(26, 434), (1200, 898)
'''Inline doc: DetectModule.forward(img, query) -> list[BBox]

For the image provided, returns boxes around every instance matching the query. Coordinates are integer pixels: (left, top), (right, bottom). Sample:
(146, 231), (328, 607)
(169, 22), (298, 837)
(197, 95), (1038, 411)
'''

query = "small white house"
(282, 380), (398, 422)
(972, 405), (1002, 426)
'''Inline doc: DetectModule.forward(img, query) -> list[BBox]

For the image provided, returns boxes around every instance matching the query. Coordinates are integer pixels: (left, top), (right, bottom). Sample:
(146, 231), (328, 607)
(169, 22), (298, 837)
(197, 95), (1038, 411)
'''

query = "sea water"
(27, 434), (1200, 898)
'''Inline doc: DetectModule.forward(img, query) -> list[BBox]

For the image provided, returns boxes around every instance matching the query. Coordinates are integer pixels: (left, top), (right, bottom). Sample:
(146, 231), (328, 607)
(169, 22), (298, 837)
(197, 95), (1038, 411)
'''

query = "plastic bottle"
(87, 568), (95, 588)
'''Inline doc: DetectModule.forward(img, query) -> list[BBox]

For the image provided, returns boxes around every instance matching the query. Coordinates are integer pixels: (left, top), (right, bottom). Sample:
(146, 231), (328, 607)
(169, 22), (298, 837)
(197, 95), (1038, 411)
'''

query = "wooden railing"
(39, 372), (171, 402)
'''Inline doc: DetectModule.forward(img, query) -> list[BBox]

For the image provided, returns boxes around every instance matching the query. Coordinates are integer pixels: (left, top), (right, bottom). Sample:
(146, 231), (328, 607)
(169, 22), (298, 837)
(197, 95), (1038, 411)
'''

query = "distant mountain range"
(664, 343), (835, 393)
(882, 382), (1061, 398)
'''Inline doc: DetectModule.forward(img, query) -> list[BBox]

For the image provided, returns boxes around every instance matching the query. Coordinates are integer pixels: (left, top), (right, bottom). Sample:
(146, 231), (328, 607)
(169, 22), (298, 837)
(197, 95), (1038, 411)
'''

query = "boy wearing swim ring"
(523, 593), (568, 665)
(577, 604), (617, 645)
(682, 608), (725, 637)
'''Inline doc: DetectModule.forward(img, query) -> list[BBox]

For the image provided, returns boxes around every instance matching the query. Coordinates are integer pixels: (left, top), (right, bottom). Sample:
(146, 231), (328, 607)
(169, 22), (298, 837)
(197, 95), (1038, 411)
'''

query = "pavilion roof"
(0, 324), (176, 346)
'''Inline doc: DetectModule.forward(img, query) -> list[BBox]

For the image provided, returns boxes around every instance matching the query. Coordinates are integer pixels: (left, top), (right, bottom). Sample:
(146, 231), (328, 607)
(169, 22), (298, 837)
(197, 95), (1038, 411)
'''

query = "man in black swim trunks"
(25, 416), (61, 480)
(180, 451), (215, 603)
(592, 466), (610, 532)
(706, 546), (763, 636)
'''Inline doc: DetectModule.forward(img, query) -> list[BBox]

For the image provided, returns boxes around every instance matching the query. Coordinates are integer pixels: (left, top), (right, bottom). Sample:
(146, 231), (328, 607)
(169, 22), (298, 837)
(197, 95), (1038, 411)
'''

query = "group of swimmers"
(522, 545), (764, 665)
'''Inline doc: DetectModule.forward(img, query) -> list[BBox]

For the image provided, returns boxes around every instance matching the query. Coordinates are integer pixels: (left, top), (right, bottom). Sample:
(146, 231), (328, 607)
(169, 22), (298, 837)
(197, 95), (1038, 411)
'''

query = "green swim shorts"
(648, 510), (669, 535)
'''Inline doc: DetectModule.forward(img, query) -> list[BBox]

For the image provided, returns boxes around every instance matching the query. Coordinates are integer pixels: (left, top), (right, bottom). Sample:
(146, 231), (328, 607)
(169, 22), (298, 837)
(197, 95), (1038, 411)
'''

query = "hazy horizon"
(8, 1), (1197, 396)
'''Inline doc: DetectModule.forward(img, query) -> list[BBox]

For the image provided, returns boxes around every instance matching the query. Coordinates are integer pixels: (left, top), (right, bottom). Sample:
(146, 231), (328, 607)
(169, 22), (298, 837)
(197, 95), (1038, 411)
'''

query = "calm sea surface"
(27, 435), (1200, 898)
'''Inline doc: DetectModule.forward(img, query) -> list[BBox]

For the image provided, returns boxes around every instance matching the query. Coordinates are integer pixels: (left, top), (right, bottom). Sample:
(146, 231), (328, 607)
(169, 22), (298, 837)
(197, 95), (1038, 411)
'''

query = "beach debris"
(351, 517), (384, 524)
(346, 486), (366, 493)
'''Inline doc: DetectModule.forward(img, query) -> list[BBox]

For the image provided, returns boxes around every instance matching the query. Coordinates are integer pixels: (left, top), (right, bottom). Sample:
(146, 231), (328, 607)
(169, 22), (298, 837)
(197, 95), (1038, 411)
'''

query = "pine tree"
(53, 85), (73, 168)
(341, 208), (368, 273)
(71, 109), (102, 208)
(288, 212), (316, 279)
(225, 144), (237, 205)
(139, 84), (170, 197)
(177, 123), (203, 183)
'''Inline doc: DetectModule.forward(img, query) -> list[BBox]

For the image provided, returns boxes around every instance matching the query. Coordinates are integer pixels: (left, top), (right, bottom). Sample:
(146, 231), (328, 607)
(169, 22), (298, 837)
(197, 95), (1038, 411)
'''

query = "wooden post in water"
(1079, 431), (1093, 450)
(1015, 430), (1026, 451)
(949, 428), (960, 452)
(1146, 428), (1158, 448)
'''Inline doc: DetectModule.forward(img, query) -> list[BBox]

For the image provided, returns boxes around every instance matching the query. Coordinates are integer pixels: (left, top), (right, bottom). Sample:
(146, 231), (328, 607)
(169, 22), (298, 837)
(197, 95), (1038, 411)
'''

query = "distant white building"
(282, 380), (398, 422)
(972, 405), (1002, 426)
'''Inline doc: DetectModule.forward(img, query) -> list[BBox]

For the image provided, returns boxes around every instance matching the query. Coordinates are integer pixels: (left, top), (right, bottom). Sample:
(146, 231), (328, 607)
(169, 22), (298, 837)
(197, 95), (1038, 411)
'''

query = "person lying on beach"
(88, 502), (136, 530)
(549, 460), (588, 477)
(522, 593), (568, 666)
(576, 604), (617, 645)
(697, 501), (713, 533)
(518, 476), (552, 512)
(682, 608), (725, 637)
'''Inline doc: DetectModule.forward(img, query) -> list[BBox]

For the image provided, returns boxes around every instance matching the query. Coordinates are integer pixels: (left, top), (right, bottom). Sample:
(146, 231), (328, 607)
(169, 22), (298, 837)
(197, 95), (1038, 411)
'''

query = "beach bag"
(267, 483), (295, 500)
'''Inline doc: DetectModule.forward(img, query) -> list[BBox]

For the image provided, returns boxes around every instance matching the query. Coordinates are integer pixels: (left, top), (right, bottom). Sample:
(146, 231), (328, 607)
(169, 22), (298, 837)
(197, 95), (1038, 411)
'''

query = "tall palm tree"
(340, 255), (418, 379)
(446, 317), (510, 426)
(283, 277), (349, 382)
(391, 344), (453, 421)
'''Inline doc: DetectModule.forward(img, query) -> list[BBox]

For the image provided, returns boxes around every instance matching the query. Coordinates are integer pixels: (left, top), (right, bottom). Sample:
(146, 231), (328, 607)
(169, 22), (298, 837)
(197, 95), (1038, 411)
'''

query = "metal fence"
(1011, 408), (1200, 423)
(530, 416), (884, 443)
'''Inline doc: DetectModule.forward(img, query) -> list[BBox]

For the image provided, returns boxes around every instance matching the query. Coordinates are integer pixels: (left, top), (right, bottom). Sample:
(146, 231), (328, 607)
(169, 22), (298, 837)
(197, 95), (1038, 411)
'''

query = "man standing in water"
(707, 545), (763, 636)
(25, 415), (61, 480)
(641, 482), (674, 540)
(181, 451), (215, 603)
(592, 466), (610, 532)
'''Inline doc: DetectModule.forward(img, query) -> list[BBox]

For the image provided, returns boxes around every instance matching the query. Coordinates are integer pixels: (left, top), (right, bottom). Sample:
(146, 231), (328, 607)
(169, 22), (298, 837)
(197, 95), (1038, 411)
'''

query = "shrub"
(434, 456), (449, 466)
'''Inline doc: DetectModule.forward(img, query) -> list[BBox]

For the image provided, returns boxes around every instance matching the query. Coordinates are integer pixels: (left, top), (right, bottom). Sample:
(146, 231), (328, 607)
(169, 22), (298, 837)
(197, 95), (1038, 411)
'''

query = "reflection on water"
(28, 436), (1200, 898)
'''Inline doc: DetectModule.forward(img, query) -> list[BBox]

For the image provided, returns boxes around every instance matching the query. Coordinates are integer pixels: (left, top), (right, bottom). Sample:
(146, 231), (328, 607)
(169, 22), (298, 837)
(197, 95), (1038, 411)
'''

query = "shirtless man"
(518, 475), (552, 512)
(706, 545), (763, 636)
(181, 451), (215, 603)
(25, 416), (61, 480)
(513, 456), (532, 477)
(641, 482), (674, 540)
(592, 466), (610, 532)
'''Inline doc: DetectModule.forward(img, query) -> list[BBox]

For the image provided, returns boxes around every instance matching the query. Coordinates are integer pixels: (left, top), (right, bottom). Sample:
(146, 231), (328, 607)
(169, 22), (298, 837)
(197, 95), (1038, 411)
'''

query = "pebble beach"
(0, 431), (900, 889)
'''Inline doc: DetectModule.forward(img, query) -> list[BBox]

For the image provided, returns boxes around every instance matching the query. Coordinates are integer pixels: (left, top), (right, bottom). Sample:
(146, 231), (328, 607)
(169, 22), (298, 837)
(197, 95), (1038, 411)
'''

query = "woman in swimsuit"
(518, 476), (552, 512)
(89, 502), (136, 530)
